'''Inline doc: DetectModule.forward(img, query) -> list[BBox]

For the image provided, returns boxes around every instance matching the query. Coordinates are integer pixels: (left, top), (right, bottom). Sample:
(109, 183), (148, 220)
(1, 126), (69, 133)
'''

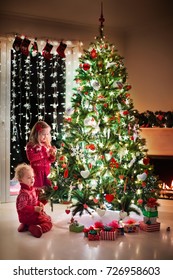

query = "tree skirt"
(52, 204), (143, 229)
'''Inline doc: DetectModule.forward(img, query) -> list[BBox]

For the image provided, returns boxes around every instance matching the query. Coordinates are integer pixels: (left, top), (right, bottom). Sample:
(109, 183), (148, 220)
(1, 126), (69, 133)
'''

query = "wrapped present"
(117, 226), (125, 235)
(69, 221), (84, 233)
(145, 206), (158, 212)
(123, 224), (139, 233)
(140, 221), (160, 232)
(83, 226), (94, 237)
(123, 219), (139, 233)
(144, 216), (157, 224)
(100, 230), (118, 240)
(88, 230), (100, 241)
(143, 208), (158, 218)
(103, 225), (114, 231)
(94, 221), (104, 230)
(88, 233), (100, 241)
(146, 198), (159, 210)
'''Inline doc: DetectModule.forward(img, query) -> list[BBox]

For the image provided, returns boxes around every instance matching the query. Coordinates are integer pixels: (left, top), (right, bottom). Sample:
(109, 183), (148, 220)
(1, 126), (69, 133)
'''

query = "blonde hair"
(15, 163), (34, 181)
(28, 121), (51, 145)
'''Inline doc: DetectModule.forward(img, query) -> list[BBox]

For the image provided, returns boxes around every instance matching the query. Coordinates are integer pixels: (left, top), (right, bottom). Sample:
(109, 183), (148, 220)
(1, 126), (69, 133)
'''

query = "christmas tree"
(44, 9), (160, 217)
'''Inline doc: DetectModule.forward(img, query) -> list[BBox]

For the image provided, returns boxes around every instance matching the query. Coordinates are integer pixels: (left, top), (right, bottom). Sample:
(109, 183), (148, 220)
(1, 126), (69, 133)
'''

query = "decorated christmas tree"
(44, 8), (160, 217)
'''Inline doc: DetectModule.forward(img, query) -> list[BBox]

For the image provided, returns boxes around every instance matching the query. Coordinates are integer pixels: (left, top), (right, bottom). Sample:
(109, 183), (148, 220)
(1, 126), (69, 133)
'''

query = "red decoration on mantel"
(42, 41), (53, 60)
(20, 37), (31, 56)
(56, 41), (67, 58)
(13, 35), (22, 52)
(30, 39), (38, 57)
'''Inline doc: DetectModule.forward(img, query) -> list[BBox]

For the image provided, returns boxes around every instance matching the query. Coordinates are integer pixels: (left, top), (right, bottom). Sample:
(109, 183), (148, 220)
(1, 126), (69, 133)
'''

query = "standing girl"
(26, 121), (57, 195)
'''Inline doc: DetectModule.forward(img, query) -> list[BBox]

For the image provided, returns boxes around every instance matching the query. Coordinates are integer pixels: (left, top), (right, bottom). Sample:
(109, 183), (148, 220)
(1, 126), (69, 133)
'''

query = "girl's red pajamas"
(26, 143), (56, 189)
(16, 183), (52, 233)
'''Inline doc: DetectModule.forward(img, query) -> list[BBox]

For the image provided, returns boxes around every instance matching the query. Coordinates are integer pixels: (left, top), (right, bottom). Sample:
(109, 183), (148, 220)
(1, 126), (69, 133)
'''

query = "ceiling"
(0, 0), (173, 33)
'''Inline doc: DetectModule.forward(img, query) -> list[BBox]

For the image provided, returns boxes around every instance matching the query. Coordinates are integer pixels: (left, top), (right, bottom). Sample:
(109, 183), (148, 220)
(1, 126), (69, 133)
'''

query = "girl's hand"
(49, 146), (57, 156)
(39, 202), (44, 210)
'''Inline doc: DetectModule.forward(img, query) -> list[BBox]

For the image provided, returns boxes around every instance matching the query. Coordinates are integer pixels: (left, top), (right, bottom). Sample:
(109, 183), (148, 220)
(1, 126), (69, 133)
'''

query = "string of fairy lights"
(10, 35), (82, 177)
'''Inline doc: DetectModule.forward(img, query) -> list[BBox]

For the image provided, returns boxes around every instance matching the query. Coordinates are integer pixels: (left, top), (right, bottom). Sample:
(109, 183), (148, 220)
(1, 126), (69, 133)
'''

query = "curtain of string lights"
(10, 36), (66, 178)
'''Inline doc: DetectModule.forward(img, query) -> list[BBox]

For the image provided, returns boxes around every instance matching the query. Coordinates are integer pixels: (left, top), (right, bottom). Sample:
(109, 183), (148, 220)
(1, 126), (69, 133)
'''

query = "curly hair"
(15, 163), (34, 181)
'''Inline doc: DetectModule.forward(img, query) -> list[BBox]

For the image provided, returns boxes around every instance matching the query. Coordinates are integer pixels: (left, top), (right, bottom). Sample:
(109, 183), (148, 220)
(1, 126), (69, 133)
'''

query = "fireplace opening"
(149, 156), (173, 199)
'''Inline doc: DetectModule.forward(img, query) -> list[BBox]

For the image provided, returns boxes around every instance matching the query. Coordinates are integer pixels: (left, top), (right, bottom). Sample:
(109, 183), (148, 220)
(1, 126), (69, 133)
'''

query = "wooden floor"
(0, 199), (173, 260)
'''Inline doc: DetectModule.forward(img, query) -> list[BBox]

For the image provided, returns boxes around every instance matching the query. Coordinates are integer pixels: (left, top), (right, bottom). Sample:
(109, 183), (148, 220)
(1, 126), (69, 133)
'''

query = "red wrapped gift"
(88, 233), (100, 241)
(140, 221), (160, 232)
(123, 219), (139, 233)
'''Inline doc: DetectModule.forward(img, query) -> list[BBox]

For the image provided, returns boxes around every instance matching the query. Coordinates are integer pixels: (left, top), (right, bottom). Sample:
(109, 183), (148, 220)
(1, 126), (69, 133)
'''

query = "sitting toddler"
(15, 163), (52, 238)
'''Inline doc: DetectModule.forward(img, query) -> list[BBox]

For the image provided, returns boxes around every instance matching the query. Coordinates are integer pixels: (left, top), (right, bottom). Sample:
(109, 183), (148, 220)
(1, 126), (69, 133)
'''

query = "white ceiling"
(0, 0), (173, 33)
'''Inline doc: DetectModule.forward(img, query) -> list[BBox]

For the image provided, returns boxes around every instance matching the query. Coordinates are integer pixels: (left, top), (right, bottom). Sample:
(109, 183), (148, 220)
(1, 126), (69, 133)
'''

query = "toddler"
(15, 163), (53, 238)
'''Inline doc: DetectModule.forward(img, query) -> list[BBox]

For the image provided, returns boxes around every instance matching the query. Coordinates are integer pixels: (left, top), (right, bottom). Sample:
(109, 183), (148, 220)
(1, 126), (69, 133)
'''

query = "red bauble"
(65, 209), (70, 214)
(64, 168), (69, 178)
(90, 49), (97, 59)
(83, 63), (90, 71)
(126, 85), (132, 90)
(83, 204), (88, 209)
(157, 114), (164, 121)
(143, 157), (150, 165)
(105, 194), (114, 203)
(93, 198), (99, 204)
(53, 186), (58, 190)
(86, 144), (95, 150)
(123, 110), (129, 115)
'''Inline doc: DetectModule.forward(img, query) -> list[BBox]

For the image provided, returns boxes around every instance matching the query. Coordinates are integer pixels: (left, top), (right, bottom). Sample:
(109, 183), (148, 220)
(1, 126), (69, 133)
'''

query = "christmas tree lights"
(45, 12), (160, 217)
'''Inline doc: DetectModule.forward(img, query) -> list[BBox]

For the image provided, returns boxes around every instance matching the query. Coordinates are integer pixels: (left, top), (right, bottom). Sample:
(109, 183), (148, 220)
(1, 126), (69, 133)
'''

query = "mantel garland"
(134, 110), (173, 128)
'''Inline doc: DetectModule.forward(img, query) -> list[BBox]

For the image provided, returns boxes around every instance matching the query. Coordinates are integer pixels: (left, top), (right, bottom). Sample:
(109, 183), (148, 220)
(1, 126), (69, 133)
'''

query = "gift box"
(144, 216), (157, 224)
(139, 221), (160, 232)
(83, 226), (94, 237)
(143, 209), (158, 218)
(100, 230), (118, 240)
(123, 223), (139, 233)
(88, 230), (100, 241)
(69, 221), (84, 233)
(145, 205), (158, 212)
(83, 231), (89, 237)
(117, 226), (124, 235)
(88, 233), (100, 241)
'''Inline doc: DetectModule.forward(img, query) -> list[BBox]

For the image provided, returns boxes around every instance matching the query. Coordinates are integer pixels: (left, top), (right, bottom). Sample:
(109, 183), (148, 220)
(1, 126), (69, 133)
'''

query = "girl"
(15, 163), (53, 238)
(26, 121), (57, 195)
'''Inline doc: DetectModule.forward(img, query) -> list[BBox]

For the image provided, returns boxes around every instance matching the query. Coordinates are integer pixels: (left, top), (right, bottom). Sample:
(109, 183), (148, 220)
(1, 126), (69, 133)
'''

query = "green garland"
(134, 110), (173, 128)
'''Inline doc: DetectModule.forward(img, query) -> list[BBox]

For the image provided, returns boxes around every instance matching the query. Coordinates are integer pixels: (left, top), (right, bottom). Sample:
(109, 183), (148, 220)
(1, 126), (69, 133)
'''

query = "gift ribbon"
(143, 209), (158, 217)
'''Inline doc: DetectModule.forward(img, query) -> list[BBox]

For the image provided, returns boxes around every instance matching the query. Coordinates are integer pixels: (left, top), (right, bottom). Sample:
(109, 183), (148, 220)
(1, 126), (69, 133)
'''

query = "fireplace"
(140, 128), (173, 199)
(149, 156), (173, 199)
(150, 156), (173, 187)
